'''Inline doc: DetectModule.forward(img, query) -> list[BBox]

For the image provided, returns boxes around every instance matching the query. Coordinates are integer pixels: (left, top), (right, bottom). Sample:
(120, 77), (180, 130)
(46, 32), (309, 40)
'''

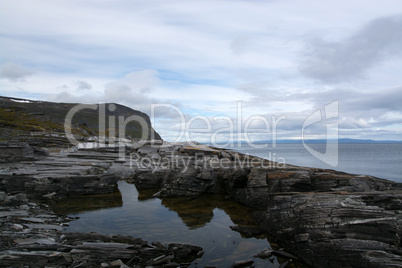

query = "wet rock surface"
(0, 144), (123, 198)
(262, 192), (402, 267)
(126, 142), (402, 267)
(1, 141), (402, 267)
(0, 192), (204, 267)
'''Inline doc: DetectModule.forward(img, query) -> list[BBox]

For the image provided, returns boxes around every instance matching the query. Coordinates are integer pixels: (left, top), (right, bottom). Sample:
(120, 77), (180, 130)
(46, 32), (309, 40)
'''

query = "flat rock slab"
(24, 224), (62, 231)
(0, 210), (29, 217)
(20, 217), (45, 223)
(4, 250), (63, 257)
(14, 238), (56, 246)
(77, 242), (133, 249)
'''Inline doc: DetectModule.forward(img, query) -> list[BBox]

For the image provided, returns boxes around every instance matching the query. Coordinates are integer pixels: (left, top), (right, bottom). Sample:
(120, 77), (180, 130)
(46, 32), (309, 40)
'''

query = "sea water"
(230, 143), (402, 183)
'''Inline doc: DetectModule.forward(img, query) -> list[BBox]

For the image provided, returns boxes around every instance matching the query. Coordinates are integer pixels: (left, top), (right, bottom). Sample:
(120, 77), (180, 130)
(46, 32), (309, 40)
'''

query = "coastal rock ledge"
(1, 141), (402, 267)
(128, 142), (402, 268)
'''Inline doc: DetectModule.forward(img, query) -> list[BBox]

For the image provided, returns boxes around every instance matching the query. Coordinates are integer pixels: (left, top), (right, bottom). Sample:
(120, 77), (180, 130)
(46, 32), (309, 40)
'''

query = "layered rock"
(126, 142), (402, 267)
(0, 142), (35, 163)
(262, 192), (402, 267)
(0, 193), (204, 267)
(1, 139), (401, 267)
(0, 144), (124, 198)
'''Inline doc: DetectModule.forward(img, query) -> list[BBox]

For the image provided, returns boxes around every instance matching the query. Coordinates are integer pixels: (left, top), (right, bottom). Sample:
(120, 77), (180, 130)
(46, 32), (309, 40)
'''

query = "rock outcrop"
(263, 192), (402, 267)
(1, 137), (401, 267)
(0, 96), (162, 147)
(126, 142), (402, 267)
(0, 145), (122, 198)
(0, 193), (204, 267)
(0, 142), (35, 163)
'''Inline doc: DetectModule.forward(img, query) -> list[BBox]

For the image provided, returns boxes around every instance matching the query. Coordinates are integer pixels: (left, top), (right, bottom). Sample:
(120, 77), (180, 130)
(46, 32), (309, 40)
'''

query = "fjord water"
(232, 143), (402, 183)
(56, 181), (279, 267)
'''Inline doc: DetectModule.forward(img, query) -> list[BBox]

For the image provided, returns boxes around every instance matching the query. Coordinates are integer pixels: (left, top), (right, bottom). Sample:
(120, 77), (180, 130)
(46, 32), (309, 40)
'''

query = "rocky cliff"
(0, 96), (162, 148)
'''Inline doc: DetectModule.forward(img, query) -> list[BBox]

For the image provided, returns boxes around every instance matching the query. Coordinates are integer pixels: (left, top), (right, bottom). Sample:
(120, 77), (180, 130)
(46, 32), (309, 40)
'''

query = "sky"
(0, 0), (401, 143)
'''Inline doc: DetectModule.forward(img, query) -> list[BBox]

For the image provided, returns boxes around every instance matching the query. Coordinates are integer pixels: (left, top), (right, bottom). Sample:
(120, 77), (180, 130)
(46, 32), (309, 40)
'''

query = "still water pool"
(53, 181), (285, 267)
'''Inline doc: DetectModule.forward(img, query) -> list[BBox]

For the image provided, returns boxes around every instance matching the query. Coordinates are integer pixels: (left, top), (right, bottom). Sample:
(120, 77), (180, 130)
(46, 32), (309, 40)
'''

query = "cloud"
(230, 34), (255, 56)
(1, 1), (402, 141)
(299, 15), (402, 83)
(103, 70), (161, 111)
(104, 83), (155, 109)
(234, 84), (402, 140)
(0, 62), (34, 82)
(49, 91), (101, 104)
(49, 70), (163, 114)
(76, 80), (92, 91)
(303, 87), (402, 115)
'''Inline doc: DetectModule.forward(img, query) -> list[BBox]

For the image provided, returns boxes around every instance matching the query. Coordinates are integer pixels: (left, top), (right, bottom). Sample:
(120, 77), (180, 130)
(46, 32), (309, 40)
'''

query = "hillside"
(0, 96), (162, 147)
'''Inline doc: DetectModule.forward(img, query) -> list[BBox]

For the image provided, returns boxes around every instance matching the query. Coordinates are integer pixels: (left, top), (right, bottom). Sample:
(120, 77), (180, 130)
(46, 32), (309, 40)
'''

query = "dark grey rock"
(1, 141), (401, 267)
(122, 142), (402, 268)
(253, 249), (273, 259)
(0, 142), (34, 163)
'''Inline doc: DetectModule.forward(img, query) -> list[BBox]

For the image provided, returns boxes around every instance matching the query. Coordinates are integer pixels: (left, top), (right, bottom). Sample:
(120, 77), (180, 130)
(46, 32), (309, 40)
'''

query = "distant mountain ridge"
(207, 139), (402, 146)
(229, 138), (402, 144)
(0, 96), (162, 147)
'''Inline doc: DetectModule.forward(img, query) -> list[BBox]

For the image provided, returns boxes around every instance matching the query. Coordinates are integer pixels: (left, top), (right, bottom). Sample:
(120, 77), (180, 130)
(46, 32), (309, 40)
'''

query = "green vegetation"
(0, 107), (64, 133)
(0, 97), (162, 144)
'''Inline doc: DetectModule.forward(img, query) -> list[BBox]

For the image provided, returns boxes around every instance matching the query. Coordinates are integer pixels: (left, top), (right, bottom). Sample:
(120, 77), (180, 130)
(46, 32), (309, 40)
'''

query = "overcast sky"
(1, 0), (401, 142)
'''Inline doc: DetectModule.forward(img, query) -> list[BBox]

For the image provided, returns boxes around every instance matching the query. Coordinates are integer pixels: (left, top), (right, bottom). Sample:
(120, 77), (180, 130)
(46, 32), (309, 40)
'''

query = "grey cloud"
(348, 87), (402, 112)
(308, 87), (402, 115)
(49, 91), (101, 103)
(312, 87), (402, 132)
(239, 84), (402, 139)
(99, 69), (162, 113)
(339, 117), (371, 129)
(237, 82), (270, 97)
(0, 62), (34, 82)
(230, 34), (254, 56)
(307, 87), (402, 131)
(76, 80), (92, 91)
(151, 105), (186, 119)
(104, 83), (154, 112)
(299, 15), (402, 83)
(48, 83), (159, 117)
(52, 91), (77, 103)
(48, 69), (180, 120)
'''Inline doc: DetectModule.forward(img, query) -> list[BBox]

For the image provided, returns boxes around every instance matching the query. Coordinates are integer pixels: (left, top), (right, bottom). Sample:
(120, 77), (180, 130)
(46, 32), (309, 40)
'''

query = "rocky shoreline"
(1, 141), (402, 267)
(0, 193), (204, 267)
(128, 142), (402, 267)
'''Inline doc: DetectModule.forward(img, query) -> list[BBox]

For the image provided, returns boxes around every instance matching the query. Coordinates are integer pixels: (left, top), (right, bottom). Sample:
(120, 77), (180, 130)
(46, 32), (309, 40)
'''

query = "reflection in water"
(137, 188), (160, 201)
(161, 194), (262, 231)
(51, 191), (123, 215)
(54, 181), (280, 267)
(161, 197), (214, 229)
